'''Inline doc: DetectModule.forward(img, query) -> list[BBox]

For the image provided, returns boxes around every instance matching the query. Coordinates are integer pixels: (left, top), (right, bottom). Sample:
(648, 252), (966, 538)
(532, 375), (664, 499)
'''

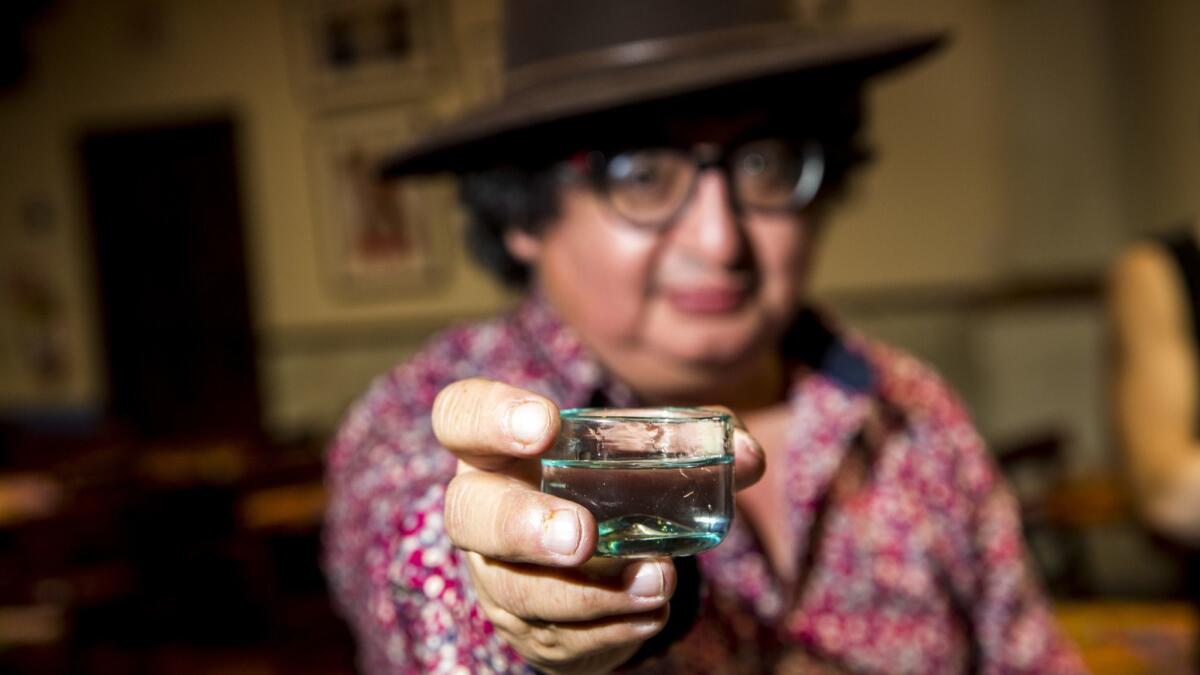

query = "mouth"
(661, 284), (750, 315)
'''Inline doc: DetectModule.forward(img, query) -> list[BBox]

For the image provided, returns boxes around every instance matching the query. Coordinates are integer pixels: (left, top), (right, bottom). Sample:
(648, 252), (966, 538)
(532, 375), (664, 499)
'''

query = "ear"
(503, 228), (543, 264)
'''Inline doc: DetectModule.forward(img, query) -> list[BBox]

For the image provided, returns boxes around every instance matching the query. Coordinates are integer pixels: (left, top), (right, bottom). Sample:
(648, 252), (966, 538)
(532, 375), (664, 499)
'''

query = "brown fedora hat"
(381, 0), (945, 176)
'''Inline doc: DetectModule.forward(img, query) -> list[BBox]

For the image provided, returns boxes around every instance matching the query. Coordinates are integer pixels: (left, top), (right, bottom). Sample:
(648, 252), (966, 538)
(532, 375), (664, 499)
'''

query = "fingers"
(700, 405), (766, 490)
(519, 607), (669, 665)
(732, 427), (766, 490)
(432, 378), (561, 471)
(472, 556), (675, 622)
(489, 604), (670, 668)
(445, 470), (596, 566)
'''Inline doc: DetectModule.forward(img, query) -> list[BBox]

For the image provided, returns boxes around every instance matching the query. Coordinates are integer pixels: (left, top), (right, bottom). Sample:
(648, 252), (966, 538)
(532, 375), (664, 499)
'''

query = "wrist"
(1143, 457), (1200, 544)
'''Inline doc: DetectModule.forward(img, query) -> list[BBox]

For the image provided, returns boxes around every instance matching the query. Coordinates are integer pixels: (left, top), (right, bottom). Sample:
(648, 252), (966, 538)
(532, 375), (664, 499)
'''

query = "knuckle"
(462, 552), (489, 594)
(483, 603), (526, 637)
(431, 382), (465, 444)
(534, 579), (587, 623)
(493, 624), (521, 652)
(432, 378), (497, 446)
(451, 474), (555, 560)
(494, 485), (540, 557)
(442, 476), (472, 547)
(493, 571), (532, 618)
(528, 624), (564, 657)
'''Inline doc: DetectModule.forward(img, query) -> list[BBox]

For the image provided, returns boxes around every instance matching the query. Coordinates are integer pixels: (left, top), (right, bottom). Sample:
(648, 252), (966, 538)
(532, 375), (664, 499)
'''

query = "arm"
(1110, 244), (1200, 544)
(326, 353), (767, 674)
(910, 380), (1085, 673)
(965, 474), (1086, 674)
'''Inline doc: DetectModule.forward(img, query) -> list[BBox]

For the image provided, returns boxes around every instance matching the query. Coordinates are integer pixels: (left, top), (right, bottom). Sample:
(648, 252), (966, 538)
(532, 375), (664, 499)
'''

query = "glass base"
(595, 514), (725, 557)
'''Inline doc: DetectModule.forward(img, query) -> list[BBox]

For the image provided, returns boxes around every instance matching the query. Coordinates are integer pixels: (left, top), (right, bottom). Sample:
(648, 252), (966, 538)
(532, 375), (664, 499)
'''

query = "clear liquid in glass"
(541, 454), (733, 557)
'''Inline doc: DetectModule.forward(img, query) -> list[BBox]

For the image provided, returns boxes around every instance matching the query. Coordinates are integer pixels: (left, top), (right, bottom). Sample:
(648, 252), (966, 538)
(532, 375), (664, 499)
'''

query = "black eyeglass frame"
(563, 137), (825, 232)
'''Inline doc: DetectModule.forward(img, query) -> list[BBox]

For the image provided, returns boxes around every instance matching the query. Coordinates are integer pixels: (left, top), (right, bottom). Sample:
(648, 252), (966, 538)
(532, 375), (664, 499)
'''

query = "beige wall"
(817, 0), (1012, 291)
(1115, 0), (1200, 233)
(1, 0), (1197, 439)
(817, 0), (1161, 291)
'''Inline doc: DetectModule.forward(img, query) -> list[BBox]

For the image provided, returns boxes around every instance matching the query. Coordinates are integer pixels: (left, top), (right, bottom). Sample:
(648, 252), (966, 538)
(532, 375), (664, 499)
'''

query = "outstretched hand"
(433, 378), (766, 674)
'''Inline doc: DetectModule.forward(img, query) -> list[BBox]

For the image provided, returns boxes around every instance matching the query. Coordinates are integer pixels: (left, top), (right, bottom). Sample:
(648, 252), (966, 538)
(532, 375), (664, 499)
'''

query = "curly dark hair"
(460, 81), (872, 288)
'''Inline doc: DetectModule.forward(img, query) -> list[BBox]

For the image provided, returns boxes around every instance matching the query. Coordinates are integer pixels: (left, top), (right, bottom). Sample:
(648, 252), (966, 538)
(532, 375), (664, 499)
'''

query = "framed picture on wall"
(309, 107), (455, 297)
(285, 0), (446, 111)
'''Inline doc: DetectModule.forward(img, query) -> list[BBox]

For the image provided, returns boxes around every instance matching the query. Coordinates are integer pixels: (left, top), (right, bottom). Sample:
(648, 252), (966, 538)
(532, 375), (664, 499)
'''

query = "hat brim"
(381, 25), (946, 177)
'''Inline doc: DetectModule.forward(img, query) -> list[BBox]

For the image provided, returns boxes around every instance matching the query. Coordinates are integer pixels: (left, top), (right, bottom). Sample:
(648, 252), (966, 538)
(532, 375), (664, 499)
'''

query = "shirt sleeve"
(323, 357), (532, 675)
(925, 399), (1087, 674)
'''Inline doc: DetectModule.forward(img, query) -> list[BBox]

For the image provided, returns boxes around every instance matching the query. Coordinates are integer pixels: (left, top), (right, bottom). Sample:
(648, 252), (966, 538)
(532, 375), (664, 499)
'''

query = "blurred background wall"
(0, 0), (514, 434)
(1, 0), (1197, 437)
(0, 0), (1198, 671)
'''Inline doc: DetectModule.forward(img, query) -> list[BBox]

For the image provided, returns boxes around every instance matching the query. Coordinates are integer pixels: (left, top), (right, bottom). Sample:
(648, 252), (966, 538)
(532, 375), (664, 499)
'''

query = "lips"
(662, 285), (749, 314)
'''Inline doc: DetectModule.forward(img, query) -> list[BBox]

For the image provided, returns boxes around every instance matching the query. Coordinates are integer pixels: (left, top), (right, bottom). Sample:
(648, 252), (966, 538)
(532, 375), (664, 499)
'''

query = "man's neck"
(635, 350), (788, 412)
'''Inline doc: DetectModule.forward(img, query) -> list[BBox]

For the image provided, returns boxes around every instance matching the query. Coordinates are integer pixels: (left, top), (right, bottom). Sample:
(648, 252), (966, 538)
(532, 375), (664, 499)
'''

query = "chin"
(656, 318), (771, 367)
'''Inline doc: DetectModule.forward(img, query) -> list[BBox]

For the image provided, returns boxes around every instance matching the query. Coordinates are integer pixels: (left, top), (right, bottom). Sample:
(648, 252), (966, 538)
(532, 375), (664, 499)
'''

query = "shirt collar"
(513, 295), (875, 408)
(782, 307), (876, 395)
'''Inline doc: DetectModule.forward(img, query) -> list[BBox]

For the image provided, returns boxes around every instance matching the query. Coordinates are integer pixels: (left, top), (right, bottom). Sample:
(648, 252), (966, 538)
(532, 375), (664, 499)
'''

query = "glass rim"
(558, 406), (731, 424)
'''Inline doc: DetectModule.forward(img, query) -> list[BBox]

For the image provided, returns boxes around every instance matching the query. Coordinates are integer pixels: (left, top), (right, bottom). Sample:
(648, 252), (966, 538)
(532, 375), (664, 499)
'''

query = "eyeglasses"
(563, 138), (824, 231)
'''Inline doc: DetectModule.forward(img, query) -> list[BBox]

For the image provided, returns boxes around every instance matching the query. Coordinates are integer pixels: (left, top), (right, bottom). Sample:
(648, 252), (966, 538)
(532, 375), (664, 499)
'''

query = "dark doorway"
(79, 116), (261, 441)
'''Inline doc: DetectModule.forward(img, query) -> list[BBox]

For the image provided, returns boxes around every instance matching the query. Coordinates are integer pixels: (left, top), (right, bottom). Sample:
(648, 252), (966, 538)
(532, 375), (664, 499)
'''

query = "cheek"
(749, 218), (812, 302)
(539, 205), (659, 341)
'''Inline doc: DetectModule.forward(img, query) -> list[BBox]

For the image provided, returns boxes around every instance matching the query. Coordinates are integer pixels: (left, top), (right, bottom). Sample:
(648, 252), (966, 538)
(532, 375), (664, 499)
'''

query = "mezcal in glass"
(541, 407), (733, 557)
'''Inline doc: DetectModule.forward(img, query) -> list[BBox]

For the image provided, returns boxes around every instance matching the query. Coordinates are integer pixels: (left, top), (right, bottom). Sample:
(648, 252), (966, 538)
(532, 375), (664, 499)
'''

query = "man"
(325, 2), (1084, 672)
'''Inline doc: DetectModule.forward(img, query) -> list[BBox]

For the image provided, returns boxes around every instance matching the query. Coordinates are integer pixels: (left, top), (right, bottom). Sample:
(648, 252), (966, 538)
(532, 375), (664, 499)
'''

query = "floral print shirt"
(324, 296), (1085, 674)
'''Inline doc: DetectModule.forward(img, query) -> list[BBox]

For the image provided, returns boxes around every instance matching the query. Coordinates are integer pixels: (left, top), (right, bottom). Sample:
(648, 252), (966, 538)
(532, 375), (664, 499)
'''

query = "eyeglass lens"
(602, 139), (821, 229)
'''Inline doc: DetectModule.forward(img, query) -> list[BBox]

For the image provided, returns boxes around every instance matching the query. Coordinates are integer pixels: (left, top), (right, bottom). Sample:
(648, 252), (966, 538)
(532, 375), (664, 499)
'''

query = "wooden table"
(1055, 601), (1197, 674)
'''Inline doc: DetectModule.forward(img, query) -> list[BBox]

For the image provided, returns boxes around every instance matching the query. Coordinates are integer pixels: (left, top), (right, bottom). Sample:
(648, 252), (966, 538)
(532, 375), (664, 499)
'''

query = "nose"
(667, 169), (746, 267)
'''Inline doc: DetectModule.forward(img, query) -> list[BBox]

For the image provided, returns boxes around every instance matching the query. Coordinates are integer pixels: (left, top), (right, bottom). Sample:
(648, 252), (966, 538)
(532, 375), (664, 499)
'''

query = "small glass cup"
(540, 407), (734, 557)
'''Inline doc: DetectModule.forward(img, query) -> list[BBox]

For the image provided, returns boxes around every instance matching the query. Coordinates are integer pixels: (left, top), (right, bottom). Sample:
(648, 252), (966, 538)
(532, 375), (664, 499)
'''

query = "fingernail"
(542, 509), (581, 556)
(626, 562), (664, 598)
(631, 615), (666, 634)
(508, 401), (549, 446)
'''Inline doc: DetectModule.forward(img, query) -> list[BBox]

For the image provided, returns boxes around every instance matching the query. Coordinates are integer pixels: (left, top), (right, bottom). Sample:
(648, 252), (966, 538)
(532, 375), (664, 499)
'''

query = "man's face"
(507, 115), (820, 402)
